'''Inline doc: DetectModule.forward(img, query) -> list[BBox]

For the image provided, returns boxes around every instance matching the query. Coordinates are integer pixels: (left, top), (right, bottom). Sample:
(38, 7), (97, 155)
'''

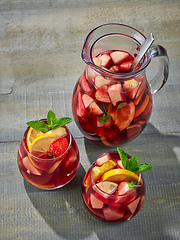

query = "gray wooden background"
(0, 0), (180, 240)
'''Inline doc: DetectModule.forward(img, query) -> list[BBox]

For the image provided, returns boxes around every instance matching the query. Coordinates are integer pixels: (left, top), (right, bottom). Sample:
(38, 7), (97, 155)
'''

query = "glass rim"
(22, 123), (72, 162)
(90, 151), (142, 198)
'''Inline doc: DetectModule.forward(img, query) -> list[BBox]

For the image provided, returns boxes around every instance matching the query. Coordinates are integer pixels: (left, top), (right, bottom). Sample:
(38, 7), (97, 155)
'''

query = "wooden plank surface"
(0, 0), (180, 239)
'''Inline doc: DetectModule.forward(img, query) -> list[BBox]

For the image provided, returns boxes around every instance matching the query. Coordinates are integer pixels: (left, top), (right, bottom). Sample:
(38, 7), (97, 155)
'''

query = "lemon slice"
(26, 127), (44, 149)
(102, 168), (139, 183)
(29, 134), (60, 156)
(95, 181), (118, 194)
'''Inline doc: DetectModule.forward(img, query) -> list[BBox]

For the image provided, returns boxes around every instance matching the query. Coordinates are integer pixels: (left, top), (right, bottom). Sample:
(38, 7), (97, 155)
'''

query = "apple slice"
(103, 207), (124, 221)
(99, 53), (112, 68)
(22, 156), (42, 175)
(126, 197), (141, 214)
(88, 101), (103, 115)
(123, 79), (140, 99)
(93, 57), (101, 67)
(95, 75), (112, 88)
(110, 51), (130, 65)
(82, 94), (94, 108)
(108, 84), (126, 106)
(119, 61), (133, 73)
(96, 154), (110, 166)
(90, 194), (104, 209)
(95, 85), (111, 103)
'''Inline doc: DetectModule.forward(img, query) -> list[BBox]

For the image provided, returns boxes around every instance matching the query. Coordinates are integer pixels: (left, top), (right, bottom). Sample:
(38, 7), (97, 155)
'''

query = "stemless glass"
(18, 123), (79, 190)
(82, 151), (145, 222)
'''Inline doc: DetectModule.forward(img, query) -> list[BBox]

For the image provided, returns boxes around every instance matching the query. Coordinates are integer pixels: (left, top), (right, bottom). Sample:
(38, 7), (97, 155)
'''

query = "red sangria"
(72, 49), (152, 146)
(18, 110), (79, 189)
(82, 148), (153, 222)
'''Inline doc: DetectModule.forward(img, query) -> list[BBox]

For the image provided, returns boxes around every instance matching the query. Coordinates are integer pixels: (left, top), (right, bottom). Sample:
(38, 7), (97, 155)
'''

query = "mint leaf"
(98, 113), (107, 124)
(117, 147), (129, 169)
(117, 147), (153, 174)
(127, 181), (141, 189)
(26, 110), (73, 132)
(127, 155), (139, 172)
(47, 110), (56, 125)
(26, 120), (50, 132)
(134, 163), (153, 173)
(54, 117), (73, 128)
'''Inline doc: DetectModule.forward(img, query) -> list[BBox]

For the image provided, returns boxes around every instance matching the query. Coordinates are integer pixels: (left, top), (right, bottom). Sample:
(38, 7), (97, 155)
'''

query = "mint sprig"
(127, 181), (141, 188)
(26, 110), (73, 132)
(117, 147), (153, 173)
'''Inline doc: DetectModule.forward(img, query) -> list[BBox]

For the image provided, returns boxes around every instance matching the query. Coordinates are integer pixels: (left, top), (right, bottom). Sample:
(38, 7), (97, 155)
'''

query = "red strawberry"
(49, 137), (69, 158)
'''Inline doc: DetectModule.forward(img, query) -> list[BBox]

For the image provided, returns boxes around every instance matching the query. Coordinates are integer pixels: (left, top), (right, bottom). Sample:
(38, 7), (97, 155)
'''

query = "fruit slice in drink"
(110, 102), (135, 131)
(28, 134), (63, 171)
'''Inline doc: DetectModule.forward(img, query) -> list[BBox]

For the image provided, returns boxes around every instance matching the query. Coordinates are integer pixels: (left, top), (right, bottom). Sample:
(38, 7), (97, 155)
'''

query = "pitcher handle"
(149, 45), (169, 95)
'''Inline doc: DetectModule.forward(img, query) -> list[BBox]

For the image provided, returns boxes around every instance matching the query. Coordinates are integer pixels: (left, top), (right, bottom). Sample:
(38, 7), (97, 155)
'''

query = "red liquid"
(18, 125), (79, 189)
(72, 50), (152, 146)
(82, 152), (145, 222)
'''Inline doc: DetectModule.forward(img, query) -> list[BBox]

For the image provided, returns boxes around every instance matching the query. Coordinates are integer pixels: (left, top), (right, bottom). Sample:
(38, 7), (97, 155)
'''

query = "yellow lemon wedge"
(102, 168), (139, 183)
(92, 160), (117, 182)
(26, 127), (44, 150)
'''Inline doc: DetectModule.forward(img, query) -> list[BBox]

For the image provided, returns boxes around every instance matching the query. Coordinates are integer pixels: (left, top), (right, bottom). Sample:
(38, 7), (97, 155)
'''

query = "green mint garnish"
(127, 181), (141, 188)
(26, 110), (73, 132)
(117, 147), (153, 173)
(98, 103), (111, 124)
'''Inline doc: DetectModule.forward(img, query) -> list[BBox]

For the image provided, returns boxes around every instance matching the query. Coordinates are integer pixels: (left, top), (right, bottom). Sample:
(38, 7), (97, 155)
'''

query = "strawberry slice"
(110, 51), (131, 65)
(119, 61), (133, 73)
(95, 85), (111, 103)
(49, 137), (69, 158)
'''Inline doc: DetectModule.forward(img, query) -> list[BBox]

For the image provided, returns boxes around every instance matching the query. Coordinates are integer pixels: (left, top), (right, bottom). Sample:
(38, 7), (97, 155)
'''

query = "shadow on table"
(25, 123), (180, 240)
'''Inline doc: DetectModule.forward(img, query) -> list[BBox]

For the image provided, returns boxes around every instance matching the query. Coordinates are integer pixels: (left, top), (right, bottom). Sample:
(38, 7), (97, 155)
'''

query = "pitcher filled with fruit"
(72, 23), (169, 146)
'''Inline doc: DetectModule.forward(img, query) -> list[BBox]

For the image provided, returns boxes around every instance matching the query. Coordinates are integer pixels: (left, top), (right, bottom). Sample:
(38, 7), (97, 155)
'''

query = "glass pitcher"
(72, 23), (169, 147)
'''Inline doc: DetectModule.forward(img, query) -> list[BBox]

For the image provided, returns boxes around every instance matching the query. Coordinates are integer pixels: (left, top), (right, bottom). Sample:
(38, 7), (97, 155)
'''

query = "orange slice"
(26, 127), (44, 150)
(102, 168), (139, 183)
(110, 102), (135, 131)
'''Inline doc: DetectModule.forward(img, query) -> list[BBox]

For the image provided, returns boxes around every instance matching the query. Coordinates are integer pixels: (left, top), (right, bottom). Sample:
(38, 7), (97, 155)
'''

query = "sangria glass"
(18, 122), (79, 190)
(72, 23), (169, 146)
(82, 151), (145, 222)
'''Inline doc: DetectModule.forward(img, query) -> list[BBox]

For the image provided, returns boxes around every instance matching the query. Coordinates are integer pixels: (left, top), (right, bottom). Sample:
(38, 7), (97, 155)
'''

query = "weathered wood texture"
(0, 0), (180, 240)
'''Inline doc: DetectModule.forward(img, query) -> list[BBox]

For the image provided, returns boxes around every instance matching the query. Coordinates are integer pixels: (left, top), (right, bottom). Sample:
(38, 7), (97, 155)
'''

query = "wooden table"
(0, 1), (180, 239)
